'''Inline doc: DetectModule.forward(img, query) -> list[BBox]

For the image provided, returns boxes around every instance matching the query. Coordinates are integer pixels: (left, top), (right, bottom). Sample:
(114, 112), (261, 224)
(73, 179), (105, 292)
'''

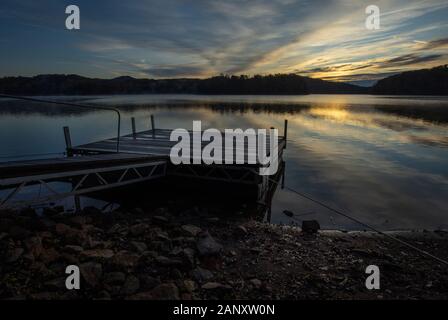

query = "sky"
(0, 0), (447, 86)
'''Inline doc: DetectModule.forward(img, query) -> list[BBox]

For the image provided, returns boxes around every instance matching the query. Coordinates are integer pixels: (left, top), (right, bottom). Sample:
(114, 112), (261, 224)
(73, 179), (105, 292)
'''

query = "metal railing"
(0, 94), (122, 152)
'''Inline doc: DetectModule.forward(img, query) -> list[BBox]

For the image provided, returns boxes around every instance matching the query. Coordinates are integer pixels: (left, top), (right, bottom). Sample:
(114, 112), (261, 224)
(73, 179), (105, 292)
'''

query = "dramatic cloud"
(0, 0), (447, 82)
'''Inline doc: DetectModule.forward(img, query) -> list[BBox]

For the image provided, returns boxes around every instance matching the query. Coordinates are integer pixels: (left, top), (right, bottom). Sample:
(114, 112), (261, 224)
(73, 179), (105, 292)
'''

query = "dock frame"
(0, 116), (287, 209)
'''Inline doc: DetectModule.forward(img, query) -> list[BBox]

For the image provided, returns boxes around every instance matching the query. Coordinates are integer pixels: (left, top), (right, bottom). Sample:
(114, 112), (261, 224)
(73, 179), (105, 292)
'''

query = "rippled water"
(1, 94), (447, 230)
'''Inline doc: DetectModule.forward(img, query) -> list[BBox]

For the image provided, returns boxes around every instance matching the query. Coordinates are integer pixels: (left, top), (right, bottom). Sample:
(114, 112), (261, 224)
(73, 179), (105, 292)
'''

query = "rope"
(261, 169), (448, 266)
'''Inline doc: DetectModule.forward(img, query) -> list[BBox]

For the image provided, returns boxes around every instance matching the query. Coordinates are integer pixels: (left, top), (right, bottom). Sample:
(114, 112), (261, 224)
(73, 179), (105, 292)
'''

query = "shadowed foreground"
(1, 206), (447, 300)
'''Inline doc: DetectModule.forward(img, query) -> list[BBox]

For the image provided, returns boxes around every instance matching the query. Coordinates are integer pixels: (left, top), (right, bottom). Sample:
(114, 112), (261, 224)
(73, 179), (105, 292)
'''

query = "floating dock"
(0, 117), (287, 209)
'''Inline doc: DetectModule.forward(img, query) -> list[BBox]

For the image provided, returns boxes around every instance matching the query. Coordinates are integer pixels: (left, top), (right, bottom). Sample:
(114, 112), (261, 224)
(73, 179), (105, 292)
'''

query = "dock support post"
(283, 119), (288, 149)
(74, 195), (81, 212)
(63, 126), (73, 157)
(281, 161), (286, 189)
(131, 117), (136, 139)
(150, 114), (155, 138)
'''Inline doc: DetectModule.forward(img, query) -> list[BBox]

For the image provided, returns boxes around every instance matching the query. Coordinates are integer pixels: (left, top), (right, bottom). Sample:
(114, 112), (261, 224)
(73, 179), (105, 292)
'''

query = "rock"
(236, 225), (248, 236)
(6, 247), (24, 263)
(64, 245), (84, 254)
(61, 253), (79, 265)
(155, 256), (183, 267)
(181, 248), (196, 268)
(172, 236), (196, 246)
(39, 247), (60, 264)
(250, 278), (262, 289)
(133, 207), (145, 215)
(24, 236), (43, 258)
(153, 240), (172, 254)
(81, 249), (114, 260)
(201, 282), (231, 290)
(181, 225), (202, 237)
(170, 247), (183, 256)
(68, 215), (90, 228)
(352, 249), (371, 257)
(30, 261), (51, 276)
(39, 219), (56, 230)
(55, 223), (89, 245)
(183, 280), (196, 293)
(302, 220), (320, 234)
(55, 223), (74, 234)
(156, 231), (170, 241)
(181, 293), (192, 300)
(44, 277), (66, 290)
(152, 215), (169, 225)
(196, 231), (223, 256)
(91, 240), (113, 249)
(192, 267), (214, 283)
(121, 275), (140, 295)
(60, 290), (80, 300)
(22, 251), (35, 263)
(80, 262), (102, 287)
(106, 224), (122, 235)
(129, 223), (148, 236)
(29, 292), (55, 300)
(171, 268), (183, 279)
(141, 276), (161, 290)
(149, 283), (180, 300)
(104, 272), (126, 285)
(111, 251), (140, 269)
(130, 241), (147, 253)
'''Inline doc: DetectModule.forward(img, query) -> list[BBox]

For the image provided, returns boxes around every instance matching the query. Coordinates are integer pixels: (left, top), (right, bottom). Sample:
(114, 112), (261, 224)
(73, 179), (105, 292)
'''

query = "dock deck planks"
(71, 129), (285, 164)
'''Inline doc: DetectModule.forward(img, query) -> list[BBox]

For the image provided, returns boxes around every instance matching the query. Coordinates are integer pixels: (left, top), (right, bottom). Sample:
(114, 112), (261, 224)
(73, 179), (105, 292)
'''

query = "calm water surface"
(1, 94), (447, 230)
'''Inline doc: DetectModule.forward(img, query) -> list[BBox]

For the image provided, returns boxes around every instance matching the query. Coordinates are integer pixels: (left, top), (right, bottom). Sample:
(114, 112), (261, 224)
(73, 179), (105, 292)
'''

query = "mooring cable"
(259, 169), (448, 266)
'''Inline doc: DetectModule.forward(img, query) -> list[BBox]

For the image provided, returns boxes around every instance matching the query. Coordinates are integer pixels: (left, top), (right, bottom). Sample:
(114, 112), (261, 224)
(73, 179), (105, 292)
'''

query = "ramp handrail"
(0, 94), (121, 152)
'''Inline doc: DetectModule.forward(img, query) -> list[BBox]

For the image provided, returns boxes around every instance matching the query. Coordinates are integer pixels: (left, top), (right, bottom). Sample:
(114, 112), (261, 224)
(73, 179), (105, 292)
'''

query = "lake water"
(1, 94), (447, 230)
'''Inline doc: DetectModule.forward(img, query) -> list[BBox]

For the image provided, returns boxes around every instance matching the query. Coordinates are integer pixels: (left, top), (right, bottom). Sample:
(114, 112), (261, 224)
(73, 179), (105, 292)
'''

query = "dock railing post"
(283, 119), (288, 149)
(63, 126), (73, 157)
(150, 114), (155, 139)
(131, 117), (136, 139)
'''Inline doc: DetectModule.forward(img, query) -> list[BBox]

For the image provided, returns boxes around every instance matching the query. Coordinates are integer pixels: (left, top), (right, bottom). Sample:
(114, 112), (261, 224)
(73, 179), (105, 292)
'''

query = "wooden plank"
(70, 128), (285, 166)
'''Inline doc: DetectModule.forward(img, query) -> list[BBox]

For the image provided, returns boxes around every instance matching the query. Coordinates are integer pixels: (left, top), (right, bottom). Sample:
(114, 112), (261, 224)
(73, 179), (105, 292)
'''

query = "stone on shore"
(181, 224), (202, 237)
(196, 231), (223, 256)
(302, 220), (320, 234)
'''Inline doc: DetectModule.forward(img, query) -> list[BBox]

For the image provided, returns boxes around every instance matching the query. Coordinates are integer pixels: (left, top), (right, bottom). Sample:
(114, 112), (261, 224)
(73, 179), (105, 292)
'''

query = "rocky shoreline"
(1, 205), (447, 300)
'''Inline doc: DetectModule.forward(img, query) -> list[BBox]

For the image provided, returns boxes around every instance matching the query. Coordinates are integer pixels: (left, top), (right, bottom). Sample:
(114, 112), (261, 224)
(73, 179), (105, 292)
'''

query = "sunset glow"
(1, 0), (447, 86)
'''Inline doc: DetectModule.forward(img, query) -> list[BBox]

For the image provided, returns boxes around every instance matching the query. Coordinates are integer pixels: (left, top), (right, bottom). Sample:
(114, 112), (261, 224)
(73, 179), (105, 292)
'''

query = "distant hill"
(372, 65), (448, 95)
(0, 73), (368, 96)
(303, 77), (368, 94)
(2, 66), (448, 96)
(0, 74), (197, 95)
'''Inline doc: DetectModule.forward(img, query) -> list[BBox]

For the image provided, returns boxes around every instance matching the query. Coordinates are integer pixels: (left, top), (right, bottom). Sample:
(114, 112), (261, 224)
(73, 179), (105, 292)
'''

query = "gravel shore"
(1, 206), (447, 300)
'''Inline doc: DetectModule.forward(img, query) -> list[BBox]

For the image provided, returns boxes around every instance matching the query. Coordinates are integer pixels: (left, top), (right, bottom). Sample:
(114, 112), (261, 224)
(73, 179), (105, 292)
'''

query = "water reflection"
(0, 94), (447, 230)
